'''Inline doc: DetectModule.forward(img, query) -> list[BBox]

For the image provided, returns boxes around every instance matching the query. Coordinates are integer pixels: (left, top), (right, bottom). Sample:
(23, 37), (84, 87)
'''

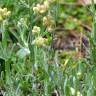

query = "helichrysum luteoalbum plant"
(0, 0), (95, 96)
(32, 0), (55, 47)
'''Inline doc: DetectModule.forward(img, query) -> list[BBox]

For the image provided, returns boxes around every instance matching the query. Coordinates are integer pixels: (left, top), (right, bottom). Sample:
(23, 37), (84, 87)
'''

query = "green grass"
(0, 0), (96, 96)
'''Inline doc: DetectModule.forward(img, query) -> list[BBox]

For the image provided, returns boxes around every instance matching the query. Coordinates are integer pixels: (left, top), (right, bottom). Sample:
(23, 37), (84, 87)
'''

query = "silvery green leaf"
(17, 48), (30, 58)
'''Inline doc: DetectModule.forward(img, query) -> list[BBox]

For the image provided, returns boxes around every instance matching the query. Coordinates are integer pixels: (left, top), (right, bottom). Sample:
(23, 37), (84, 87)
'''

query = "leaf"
(17, 48), (30, 58)
(64, 20), (77, 30)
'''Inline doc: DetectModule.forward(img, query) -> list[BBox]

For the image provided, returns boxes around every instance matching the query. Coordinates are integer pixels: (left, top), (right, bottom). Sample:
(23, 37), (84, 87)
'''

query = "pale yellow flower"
(1, 8), (7, 13)
(0, 7), (11, 21)
(5, 11), (11, 16)
(43, 1), (49, 9)
(47, 26), (53, 32)
(33, 1), (49, 14)
(70, 87), (82, 96)
(32, 37), (47, 46)
(32, 26), (40, 34)
(43, 16), (48, 26)
(43, 15), (54, 27)
(33, 6), (39, 13)
(38, 4), (47, 14)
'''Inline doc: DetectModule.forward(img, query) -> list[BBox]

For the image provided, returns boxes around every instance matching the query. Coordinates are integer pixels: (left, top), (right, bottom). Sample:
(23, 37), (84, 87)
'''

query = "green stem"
(90, 0), (96, 64)
(5, 60), (10, 84)
(1, 22), (7, 48)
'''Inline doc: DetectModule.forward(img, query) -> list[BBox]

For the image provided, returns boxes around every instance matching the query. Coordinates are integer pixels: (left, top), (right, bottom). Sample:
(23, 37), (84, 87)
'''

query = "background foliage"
(0, 0), (95, 96)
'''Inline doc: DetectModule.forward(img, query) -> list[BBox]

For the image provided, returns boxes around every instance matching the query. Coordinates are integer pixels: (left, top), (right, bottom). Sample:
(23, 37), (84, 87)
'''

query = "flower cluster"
(32, 26), (40, 35)
(43, 15), (55, 32)
(43, 16), (54, 26)
(0, 8), (11, 22)
(33, 1), (49, 14)
(32, 37), (47, 46)
(70, 87), (82, 96)
(32, 0), (56, 46)
(17, 18), (28, 29)
(33, 0), (56, 14)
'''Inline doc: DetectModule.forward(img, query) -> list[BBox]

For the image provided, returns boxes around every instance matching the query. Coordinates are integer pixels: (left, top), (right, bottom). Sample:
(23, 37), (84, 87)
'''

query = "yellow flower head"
(32, 37), (48, 46)
(43, 15), (54, 27)
(38, 4), (47, 14)
(32, 26), (40, 34)
(33, 1), (49, 14)
(70, 87), (82, 96)
(43, 1), (49, 9)
(0, 7), (11, 22)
